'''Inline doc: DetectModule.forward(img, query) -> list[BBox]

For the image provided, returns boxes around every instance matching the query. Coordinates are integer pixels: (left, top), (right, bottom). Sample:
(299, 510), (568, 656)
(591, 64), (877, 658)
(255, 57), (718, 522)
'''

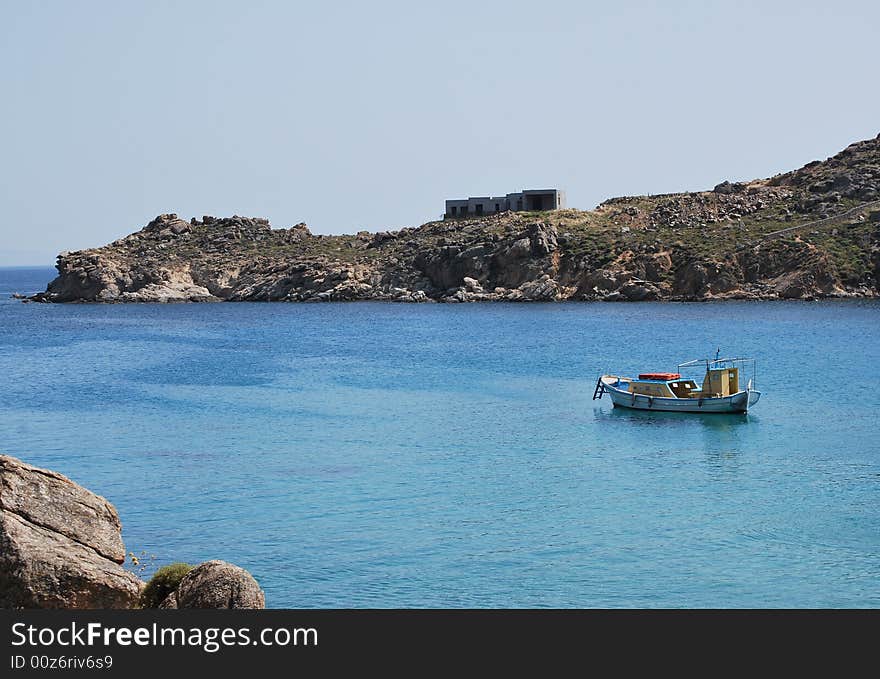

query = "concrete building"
(444, 188), (565, 219)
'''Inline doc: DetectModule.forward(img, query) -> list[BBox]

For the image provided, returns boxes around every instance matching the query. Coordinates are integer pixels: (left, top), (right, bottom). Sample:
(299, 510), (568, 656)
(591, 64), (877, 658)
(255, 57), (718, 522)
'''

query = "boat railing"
(676, 357), (757, 392)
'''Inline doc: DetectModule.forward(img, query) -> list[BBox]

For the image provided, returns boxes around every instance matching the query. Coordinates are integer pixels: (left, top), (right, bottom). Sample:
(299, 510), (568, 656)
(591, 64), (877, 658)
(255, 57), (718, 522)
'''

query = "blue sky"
(2, 0), (878, 265)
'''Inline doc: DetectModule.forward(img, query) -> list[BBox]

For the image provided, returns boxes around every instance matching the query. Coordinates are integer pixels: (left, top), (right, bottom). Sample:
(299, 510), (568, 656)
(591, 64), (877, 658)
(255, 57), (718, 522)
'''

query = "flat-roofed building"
(444, 188), (565, 219)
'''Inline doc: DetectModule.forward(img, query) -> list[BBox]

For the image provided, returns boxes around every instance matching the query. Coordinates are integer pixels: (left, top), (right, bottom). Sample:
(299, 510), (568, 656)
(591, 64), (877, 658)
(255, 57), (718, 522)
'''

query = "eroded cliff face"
(32, 135), (880, 304)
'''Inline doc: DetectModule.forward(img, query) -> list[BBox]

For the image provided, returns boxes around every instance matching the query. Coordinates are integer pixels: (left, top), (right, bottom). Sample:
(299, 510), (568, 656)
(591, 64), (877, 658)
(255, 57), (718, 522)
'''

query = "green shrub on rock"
(139, 563), (193, 608)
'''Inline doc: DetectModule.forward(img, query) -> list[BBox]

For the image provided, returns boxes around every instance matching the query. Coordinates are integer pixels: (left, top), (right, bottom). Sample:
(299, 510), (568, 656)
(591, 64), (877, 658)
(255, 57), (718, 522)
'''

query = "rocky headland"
(32, 134), (880, 303)
(0, 455), (264, 609)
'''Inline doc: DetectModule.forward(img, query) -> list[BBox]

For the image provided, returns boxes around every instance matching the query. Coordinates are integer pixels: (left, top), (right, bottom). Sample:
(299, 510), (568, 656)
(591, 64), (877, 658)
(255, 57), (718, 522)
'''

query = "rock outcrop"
(0, 456), (268, 610)
(0, 455), (142, 609)
(31, 134), (880, 304)
(170, 560), (265, 609)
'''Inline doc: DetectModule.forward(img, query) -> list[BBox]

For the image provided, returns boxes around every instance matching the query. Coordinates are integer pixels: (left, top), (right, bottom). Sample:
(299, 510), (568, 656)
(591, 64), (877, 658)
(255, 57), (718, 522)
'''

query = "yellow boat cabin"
(619, 367), (739, 399)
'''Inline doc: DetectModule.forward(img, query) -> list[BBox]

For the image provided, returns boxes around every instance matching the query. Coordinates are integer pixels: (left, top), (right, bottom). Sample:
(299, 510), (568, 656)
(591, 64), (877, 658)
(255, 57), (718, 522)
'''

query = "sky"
(1, 0), (879, 266)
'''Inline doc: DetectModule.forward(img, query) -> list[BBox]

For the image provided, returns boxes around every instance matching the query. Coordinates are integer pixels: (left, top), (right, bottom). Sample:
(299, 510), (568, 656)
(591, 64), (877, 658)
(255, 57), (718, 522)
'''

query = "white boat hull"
(601, 379), (761, 414)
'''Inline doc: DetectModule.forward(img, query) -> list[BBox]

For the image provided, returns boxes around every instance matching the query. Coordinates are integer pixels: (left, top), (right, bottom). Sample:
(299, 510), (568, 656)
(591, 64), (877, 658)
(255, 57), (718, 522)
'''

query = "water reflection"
(592, 404), (759, 482)
(593, 405), (755, 431)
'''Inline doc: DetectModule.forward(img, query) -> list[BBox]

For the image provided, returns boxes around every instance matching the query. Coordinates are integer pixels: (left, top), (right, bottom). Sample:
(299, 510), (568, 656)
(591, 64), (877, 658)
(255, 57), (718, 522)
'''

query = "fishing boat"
(592, 355), (761, 413)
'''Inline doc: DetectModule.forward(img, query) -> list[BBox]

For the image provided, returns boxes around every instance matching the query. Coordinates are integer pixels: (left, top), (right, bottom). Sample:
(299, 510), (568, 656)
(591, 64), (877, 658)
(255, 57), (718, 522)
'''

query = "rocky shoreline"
(30, 134), (880, 304)
(0, 455), (264, 609)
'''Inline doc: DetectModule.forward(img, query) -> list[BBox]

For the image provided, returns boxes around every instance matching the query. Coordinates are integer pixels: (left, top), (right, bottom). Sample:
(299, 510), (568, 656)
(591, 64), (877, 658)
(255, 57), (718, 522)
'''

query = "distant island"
(32, 134), (880, 303)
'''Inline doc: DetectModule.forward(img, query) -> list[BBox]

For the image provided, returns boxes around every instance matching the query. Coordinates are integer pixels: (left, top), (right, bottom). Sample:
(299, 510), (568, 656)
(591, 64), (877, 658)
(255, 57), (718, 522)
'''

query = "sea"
(1, 266), (879, 608)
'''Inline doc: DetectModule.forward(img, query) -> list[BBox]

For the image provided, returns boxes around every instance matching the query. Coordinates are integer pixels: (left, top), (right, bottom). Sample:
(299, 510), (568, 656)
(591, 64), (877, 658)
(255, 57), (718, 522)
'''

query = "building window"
(461, 206), (468, 215)
(450, 206), (457, 216)
(475, 204), (483, 215)
(516, 199), (522, 211)
(495, 203), (500, 212)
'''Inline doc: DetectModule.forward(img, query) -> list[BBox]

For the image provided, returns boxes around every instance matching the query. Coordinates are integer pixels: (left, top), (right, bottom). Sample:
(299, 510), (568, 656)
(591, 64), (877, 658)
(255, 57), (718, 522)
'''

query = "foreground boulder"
(171, 560), (265, 609)
(0, 455), (142, 609)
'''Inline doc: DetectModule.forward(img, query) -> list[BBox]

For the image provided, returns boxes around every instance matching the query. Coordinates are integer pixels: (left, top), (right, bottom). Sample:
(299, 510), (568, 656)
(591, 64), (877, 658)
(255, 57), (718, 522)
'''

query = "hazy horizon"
(2, 1), (879, 266)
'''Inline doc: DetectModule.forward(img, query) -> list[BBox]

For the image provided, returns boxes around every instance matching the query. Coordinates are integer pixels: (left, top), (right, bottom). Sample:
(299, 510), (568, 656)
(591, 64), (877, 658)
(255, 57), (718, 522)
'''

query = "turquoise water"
(2, 267), (879, 608)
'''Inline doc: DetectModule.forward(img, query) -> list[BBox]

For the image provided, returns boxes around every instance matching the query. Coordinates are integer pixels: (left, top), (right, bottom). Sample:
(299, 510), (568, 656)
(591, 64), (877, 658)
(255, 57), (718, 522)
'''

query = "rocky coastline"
(31, 134), (880, 304)
(0, 455), (264, 610)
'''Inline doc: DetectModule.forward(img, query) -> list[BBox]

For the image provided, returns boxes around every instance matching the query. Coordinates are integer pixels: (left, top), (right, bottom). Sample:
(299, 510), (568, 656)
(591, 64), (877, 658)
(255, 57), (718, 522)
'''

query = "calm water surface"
(1, 267), (879, 607)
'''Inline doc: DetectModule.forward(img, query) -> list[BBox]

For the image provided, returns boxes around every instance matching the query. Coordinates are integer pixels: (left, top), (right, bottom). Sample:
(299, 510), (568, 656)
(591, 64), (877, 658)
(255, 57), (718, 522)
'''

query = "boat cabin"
(699, 367), (739, 398)
(624, 367), (740, 399)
